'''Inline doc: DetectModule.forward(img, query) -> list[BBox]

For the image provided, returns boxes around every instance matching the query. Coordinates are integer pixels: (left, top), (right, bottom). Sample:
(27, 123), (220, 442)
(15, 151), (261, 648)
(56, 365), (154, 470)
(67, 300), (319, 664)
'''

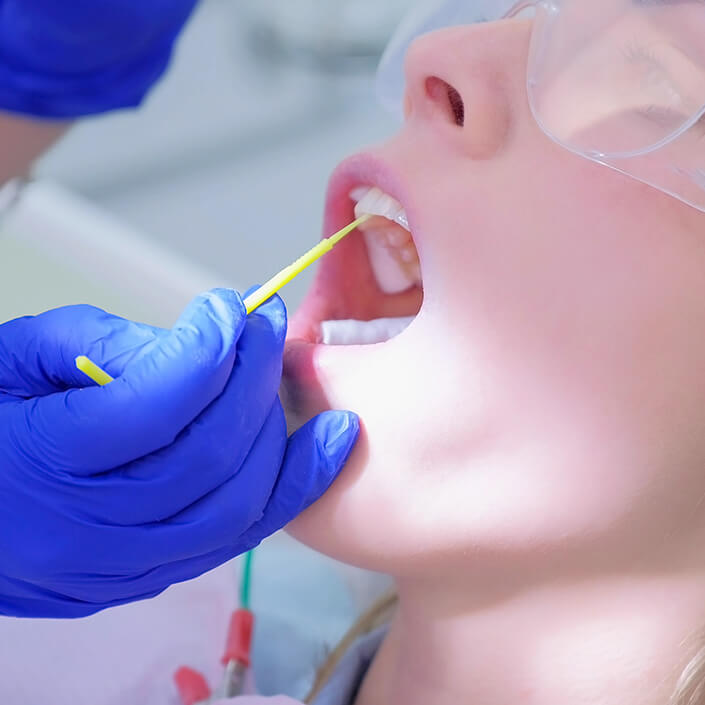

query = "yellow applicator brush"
(241, 214), (370, 316)
(75, 214), (372, 386)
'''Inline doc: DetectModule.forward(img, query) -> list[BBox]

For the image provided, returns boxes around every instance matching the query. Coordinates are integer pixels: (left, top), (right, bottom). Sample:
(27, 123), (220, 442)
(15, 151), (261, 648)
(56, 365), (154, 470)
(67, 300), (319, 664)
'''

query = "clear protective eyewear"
(377, 0), (705, 213)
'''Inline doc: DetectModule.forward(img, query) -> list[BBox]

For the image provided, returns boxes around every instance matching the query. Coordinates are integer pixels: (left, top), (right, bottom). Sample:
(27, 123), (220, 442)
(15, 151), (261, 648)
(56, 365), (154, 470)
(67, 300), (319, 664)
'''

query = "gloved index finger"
(14, 289), (250, 475)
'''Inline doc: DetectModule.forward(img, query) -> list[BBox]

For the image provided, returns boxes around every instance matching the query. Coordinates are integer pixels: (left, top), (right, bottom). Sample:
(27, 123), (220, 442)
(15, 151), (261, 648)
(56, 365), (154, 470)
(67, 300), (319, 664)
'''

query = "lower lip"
(283, 338), (317, 384)
(283, 337), (345, 421)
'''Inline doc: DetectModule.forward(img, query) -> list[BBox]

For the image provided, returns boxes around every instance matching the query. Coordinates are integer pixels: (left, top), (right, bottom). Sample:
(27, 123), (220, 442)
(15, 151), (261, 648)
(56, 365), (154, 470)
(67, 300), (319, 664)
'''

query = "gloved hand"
(0, 289), (359, 618)
(0, 0), (199, 117)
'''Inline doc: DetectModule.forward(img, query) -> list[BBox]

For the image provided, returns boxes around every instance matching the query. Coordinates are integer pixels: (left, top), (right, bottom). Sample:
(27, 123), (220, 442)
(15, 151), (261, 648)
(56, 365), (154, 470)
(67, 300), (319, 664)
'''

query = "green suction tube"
(240, 550), (254, 610)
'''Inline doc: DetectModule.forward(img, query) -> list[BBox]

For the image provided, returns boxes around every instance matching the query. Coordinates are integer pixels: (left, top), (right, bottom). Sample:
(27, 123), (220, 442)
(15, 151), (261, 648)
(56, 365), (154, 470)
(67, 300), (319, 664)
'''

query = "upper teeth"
(351, 186), (410, 231)
(317, 187), (420, 347)
(350, 186), (420, 295)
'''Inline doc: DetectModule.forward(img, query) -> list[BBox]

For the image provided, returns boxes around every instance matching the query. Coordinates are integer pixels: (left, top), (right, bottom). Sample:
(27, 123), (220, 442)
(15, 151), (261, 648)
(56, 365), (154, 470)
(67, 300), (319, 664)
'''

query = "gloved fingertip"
(209, 287), (246, 312)
(220, 288), (249, 338)
(174, 289), (248, 347)
(205, 288), (248, 328)
(248, 294), (288, 346)
(320, 411), (360, 472)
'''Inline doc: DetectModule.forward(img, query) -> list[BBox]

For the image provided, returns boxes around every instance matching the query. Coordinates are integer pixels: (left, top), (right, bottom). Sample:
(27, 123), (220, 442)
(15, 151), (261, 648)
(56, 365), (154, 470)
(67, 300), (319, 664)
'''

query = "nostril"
(446, 85), (465, 127)
(425, 77), (465, 127)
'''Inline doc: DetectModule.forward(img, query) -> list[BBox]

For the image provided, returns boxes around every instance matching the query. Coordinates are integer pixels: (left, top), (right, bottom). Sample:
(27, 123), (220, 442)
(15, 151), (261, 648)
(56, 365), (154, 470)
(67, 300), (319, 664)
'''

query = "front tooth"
(352, 186), (409, 231)
(395, 209), (409, 231)
(350, 186), (370, 202)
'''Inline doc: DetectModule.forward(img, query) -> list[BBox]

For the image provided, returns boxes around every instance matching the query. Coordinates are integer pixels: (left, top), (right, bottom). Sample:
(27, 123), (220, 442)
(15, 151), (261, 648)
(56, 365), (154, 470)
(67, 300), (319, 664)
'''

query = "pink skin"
(283, 17), (705, 705)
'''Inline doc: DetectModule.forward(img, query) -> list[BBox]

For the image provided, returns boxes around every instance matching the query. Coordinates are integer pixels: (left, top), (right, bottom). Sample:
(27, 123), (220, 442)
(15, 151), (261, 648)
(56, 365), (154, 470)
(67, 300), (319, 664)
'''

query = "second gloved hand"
(0, 290), (359, 618)
(0, 0), (199, 117)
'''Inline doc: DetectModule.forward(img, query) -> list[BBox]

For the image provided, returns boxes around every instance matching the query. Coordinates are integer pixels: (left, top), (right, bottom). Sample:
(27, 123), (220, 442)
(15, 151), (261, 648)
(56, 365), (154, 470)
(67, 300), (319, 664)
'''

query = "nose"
(402, 19), (531, 160)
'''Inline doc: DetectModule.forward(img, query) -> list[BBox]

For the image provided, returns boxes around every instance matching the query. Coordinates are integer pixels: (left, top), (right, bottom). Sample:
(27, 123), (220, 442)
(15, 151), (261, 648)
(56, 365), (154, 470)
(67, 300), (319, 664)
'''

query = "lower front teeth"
(320, 317), (415, 346)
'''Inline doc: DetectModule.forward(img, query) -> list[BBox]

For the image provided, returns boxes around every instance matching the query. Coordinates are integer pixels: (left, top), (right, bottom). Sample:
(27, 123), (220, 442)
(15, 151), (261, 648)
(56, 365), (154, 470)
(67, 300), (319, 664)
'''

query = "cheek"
(456, 164), (705, 561)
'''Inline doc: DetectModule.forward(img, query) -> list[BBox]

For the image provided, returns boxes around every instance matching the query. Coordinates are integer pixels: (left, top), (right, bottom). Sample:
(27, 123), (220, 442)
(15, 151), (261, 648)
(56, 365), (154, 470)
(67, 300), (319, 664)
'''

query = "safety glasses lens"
(528, 0), (705, 157)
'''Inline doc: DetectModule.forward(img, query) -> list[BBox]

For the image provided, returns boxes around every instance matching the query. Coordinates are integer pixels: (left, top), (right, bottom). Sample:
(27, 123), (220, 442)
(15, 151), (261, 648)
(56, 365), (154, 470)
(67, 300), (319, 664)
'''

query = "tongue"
(320, 317), (415, 346)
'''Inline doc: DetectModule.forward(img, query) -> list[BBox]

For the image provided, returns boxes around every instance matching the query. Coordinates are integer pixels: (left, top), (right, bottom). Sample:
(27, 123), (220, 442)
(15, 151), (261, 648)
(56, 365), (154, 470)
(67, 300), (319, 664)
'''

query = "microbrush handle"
(75, 355), (115, 386)
(243, 215), (370, 315)
(75, 216), (372, 385)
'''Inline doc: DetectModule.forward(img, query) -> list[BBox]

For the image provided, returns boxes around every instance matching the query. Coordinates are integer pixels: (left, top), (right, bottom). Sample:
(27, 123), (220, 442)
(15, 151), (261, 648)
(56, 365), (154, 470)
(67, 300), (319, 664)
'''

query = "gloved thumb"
(239, 410), (360, 546)
(12, 289), (250, 475)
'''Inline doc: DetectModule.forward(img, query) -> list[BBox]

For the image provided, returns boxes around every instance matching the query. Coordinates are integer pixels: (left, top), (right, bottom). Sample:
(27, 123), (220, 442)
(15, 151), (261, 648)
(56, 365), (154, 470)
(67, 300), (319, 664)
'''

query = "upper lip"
(323, 151), (416, 243)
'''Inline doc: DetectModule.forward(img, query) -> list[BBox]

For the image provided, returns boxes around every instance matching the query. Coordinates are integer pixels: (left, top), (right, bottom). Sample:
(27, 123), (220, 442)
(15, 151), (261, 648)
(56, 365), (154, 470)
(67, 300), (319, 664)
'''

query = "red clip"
(174, 666), (212, 705)
(221, 608), (254, 668)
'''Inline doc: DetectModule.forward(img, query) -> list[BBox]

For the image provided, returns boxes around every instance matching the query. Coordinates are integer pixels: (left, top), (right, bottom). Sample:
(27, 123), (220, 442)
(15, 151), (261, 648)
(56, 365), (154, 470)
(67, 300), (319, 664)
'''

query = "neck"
(355, 571), (705, 705)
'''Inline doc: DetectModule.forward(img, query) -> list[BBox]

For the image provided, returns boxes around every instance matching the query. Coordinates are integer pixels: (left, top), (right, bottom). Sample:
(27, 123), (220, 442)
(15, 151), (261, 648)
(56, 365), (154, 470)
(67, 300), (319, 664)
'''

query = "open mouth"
(319, 186), (423, 345)
(282, 156), (426, 428)
(288, 174), (424, 349)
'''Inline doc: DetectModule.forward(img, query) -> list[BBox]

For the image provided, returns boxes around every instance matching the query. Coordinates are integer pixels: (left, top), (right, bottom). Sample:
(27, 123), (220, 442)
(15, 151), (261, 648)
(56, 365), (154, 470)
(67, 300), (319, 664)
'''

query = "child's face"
(282, 17), (705, 580)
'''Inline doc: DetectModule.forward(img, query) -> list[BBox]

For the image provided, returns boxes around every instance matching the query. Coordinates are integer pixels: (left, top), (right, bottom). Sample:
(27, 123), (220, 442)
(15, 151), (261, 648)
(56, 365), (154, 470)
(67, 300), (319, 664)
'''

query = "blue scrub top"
(312, 629), (386, 705)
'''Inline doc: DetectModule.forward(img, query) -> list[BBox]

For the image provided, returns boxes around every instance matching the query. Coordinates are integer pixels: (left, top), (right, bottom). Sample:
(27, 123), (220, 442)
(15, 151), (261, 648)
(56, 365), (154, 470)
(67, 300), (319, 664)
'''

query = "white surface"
(0, 181), (225, 326)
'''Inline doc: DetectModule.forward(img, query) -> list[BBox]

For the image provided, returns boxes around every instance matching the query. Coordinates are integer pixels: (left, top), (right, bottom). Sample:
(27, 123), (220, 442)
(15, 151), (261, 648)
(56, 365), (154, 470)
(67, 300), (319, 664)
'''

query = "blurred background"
(2, 0), (409, 327)
(0, 1), (414, 698)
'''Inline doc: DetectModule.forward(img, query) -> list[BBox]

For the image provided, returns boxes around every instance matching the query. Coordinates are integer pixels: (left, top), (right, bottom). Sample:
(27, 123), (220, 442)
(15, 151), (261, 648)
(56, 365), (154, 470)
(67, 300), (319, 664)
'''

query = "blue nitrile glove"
(0, 289), (359, 618)
(0, 0), (198, 117)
